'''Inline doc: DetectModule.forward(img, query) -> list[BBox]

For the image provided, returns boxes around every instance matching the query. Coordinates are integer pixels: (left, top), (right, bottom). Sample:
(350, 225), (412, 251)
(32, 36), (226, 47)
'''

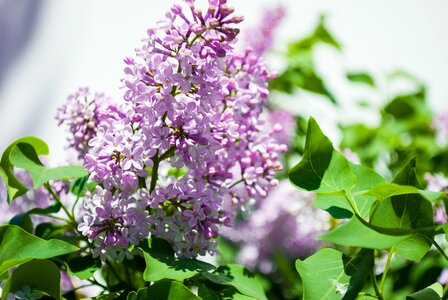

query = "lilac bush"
(56, 0), (286, 260)
(2, 1), (447, 299)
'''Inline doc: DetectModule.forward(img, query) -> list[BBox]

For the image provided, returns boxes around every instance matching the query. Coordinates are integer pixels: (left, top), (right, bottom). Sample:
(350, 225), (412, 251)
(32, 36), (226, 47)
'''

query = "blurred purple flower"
(222, 180), (329, 273)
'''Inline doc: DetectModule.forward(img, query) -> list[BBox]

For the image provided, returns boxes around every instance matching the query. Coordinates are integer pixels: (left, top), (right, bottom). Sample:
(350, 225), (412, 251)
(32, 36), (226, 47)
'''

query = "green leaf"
(197, 284), (257, 300)
(346, 72), (375, 87)
(369, 158), (434, 260)
(141, 238), (215, 282)
(127, 281), (200, 300)
(0, 137), (48, 201)
(296, 248), (373, 300)
(70, 175), (90, 197)
(67, 255), (102, 280)
(290, 118), (356, 192)
(87, 291), (127, 300)
(9, 213), (33, 233)
(0, 225), (79, 276)
(10, 142), (87, 188)
(35, 223), (69, 240)
(1, 259), (61, 300)
(362, 183), (438, 202)
(198, 284), (220, 300)
(0, 137), (88, 202)
(217, 288), (257, 300)
(317, 162), (385, 219)
(320, 217), (408, 249)
(201, 264), (267, 300)
(406, 282), (443, 300)
(342, 249), (374, 300)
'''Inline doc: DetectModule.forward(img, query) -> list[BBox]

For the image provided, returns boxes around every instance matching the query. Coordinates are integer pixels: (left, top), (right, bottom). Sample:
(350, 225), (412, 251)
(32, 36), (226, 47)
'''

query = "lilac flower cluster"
(56, 87), (125, 160)
(425, 172), (448, 224)
(267, 109), (296, 146)
(78, 187), (152, 260)
(434, 111), (448, 146)
(244, 5), (285, 57)
(0, 168), (65, 224)
(222, 181), (329, 273)
(60, 0), (285, 259)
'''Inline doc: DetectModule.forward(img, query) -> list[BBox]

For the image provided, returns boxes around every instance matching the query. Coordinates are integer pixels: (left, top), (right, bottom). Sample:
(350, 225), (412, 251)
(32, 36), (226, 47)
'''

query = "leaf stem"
(46, 214), (72, 223)
(379, 247), (394, 292)
(371, 269), (384, 300)
(88, 277), (107, 289)
(189, 30), (206, 45)
(44, 182), (76, 226)
(344, 192), (362, 217)
(432, 237), (448, 263)
(358, 292), (379, 299)
(149, 151), (160, 193)
(149, 146), (176, 193)
(228, 179), (244, 189)
(442, 283), (448, 300)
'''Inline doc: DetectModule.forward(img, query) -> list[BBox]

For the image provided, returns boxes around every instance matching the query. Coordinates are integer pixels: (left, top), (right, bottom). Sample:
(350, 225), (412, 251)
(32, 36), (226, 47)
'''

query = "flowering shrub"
(1, 0), (448, 300)
(0, 0), (286, 299)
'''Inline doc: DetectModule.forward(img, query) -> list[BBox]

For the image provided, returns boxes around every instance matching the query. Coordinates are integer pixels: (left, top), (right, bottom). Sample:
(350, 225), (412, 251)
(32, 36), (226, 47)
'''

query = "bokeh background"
(1, 0), (447, 162)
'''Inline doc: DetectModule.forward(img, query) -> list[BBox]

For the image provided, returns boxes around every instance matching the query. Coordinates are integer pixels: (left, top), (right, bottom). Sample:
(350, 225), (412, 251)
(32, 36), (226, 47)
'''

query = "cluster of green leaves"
(340, 73), (448, 180)
(290, 118), (448, 299)
(269, 15), (340, 103)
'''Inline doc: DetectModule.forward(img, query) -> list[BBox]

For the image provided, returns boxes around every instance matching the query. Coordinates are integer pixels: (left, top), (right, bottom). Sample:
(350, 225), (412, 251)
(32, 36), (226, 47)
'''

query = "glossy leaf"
(0, 137), (87, 202)
(201, 264), (267, 300)
(127, 281), (200, 300)
(317, 162), (385, 219)
(362, 183), (437, 202)
(0, 137), (48, 201)
(1, 259), (61, 300)
(296, 248), (373, 300)
(407, 282), (443, 300)
(0, 225), (79, 276)
(369, 158), (434, 260)
(320, 217), (408, 249)
(290, 118), (354, 192)
(9, 142), (87, 188)
(141, 238), (215, 282)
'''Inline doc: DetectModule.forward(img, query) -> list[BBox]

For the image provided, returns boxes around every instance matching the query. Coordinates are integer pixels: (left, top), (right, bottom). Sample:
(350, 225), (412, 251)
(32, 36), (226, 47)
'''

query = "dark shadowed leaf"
(1, 259), (61, 300)
(126, 281), (200, 300)
(406, 282), (443, 300)
(141, 238), (215, 282)
(202, 264), (267, 300)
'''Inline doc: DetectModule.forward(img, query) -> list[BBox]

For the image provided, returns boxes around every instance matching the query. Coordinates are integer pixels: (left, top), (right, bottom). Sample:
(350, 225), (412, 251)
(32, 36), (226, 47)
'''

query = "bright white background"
(0, 0), (447, 163)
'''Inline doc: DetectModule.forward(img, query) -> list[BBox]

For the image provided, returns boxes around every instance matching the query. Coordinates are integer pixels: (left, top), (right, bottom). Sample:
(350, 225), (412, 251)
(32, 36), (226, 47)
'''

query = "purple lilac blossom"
(425, 172), (448, 193)
(439, 268), (448, 285)
(72, 0), (286, 259)
(0, 168), (64, 224)
(244, 5), (285, 57)
(434, 111), (448, 146)
(222, 180), (329, 273)
(78, 186), (152, 261)
(56, 87), (125, 160)
(267, 109), (296, 146)
(425, 172), (448, 224)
